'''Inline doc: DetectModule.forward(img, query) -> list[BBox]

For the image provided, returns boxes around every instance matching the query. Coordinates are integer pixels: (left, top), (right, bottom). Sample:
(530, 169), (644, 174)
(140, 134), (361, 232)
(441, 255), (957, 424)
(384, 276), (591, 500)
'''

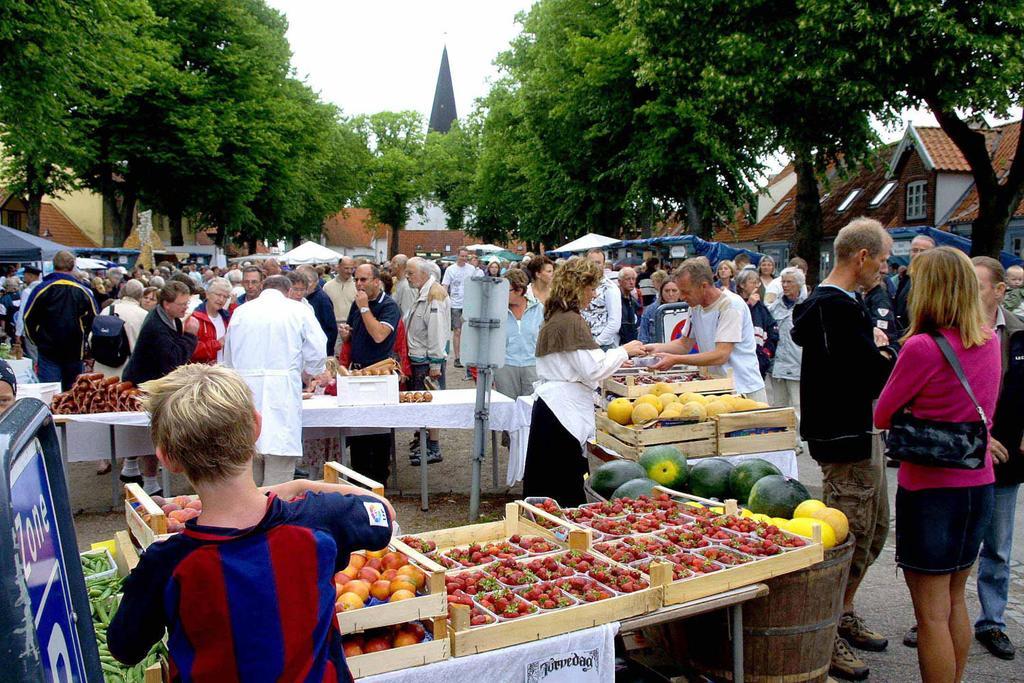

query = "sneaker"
(903, 625), (918, 648)
(838, 612), (888, 652)
(976, 629), (1016, 660)
(119, 473), (143, 485)
(830, 635), (869, 681)
(886, 457), (900, 468)
(454, 359), (463, 368)
(409, 454), (422, 467)
(426, 447), (443, 464)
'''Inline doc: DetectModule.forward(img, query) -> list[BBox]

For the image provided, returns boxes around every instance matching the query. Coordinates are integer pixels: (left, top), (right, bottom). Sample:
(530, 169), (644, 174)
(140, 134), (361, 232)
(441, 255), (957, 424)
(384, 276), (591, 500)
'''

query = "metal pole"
(419, 428), (429, 511)
(491, 430), (499, 488)
(109, 425), (118, 509)
(730, 603), (745, 683)
(469, 367), (491, 521)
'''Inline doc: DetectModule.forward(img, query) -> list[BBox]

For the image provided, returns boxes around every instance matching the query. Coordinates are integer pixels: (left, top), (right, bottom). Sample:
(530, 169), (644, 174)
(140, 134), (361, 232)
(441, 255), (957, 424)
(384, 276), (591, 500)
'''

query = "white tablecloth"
(362, 623), (618, 683)
(58, 389), (531, 462)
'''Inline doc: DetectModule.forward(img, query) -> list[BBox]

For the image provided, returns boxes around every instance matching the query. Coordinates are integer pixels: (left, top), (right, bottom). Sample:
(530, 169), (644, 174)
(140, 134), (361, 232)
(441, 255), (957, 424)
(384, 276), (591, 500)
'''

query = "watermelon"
(638, 445), (688, 490)
(590, 460), (646, 499)
(688, 458), (734, 500)
(746, 475), (812, 518)
(611, 478), (660, 500)
(728, 459), (783, 503)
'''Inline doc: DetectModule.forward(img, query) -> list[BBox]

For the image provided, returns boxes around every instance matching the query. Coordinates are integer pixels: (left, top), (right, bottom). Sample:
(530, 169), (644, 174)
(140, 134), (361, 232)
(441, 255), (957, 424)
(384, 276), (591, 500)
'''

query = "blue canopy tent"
(888, 226), (1023, 268)
(0, 224), (71, 262)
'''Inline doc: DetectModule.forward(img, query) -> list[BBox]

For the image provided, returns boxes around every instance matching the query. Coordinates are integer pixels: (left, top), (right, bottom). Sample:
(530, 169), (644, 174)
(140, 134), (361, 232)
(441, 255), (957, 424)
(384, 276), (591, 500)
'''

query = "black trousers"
(523, 397), (589, 507)
(350, 433), (391, 485)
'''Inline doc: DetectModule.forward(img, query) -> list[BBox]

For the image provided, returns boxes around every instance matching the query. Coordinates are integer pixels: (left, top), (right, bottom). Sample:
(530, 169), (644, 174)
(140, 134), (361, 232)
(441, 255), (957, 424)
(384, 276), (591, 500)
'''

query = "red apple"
(382, 552), (408, 571)
(393, 631), (419, 647)
(343, 641), (363, 657)
(363, 636), (391, 653)
(366, 557), (383, 572)
(358, 567), (381, 583)
(381, 569), (399, 582)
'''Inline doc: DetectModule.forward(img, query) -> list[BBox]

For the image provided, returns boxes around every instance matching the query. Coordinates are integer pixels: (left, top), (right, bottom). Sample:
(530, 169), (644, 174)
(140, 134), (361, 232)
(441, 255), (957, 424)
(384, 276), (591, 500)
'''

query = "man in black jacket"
(971, 257), (1024, 660)
(23, 250), (98, 390)
(893, 234), (935, 335)
(792, 218), (898, 680)
(122, 281), (199, 494)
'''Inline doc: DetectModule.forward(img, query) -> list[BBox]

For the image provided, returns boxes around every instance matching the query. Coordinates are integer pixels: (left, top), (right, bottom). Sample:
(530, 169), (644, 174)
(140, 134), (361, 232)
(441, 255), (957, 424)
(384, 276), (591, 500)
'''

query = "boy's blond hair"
(141, 364), (258, 484)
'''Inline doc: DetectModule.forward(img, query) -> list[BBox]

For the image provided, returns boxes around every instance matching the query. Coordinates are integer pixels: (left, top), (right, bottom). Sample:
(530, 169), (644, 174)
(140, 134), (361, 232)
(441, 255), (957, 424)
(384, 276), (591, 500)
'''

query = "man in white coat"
(222, 275), (330, 485)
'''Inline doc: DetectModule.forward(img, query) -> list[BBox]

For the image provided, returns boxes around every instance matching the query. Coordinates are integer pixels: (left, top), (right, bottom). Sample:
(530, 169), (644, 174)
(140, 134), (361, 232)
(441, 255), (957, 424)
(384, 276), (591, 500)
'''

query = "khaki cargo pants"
(818, 437), (889, 583)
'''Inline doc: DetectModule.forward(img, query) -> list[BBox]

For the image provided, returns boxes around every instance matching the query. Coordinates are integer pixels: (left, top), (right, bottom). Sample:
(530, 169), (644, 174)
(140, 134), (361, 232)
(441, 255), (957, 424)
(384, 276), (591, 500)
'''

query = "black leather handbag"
(886, 333), (988, 470)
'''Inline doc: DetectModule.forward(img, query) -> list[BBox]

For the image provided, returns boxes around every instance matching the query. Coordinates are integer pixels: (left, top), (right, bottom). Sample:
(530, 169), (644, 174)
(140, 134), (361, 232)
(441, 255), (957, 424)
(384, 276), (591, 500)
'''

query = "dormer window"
(869, 181), (897, 207)
(906, 181), (927, 220)
(837, 190), (862, 213)
(774, 199), (791, 214)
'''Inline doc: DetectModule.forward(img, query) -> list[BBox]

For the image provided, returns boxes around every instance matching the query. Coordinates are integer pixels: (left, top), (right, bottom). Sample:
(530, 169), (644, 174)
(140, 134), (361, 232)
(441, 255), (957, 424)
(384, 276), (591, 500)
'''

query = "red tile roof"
(914, 127), (973, 172)
(323, 208), (388, 250)
(39, 202), (98, 247)
(397, 229), (478, 256)
(946, 122), (1023, 225)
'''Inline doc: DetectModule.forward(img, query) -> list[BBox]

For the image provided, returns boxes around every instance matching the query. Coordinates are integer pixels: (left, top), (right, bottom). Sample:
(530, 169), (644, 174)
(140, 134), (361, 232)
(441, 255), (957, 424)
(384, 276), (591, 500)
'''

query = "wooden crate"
(715, 408), (797, 455)
(346, 627), (449, 678)
(595, 412), (717, 461)
(125, 462), (384, 549)
(602, 370), (734, 399)
(647, 487), (824, 606)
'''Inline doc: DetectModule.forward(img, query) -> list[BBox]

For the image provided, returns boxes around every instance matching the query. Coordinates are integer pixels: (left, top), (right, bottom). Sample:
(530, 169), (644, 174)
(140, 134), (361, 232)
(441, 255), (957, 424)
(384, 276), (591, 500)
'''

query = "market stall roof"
(280, 241), (342, 264)
(549, 233), (620, 255)
(75, 257), (111, 270)
(228, 253), (278, 263)
(470, 244), (505, 253)
(0, 223), (71, 262)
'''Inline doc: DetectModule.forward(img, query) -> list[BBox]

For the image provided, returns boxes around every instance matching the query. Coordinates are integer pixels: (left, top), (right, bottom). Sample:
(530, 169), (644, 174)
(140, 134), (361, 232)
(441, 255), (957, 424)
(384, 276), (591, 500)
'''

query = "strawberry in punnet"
(400, 536), (437, 555)
(712, 515), (765, 535)
(633, 558), (693, 581)
(621, 495), (659, 514)
(563, 508), (596, 523)
(433, 554), (461, 569)
(623, 535), (679, 556)
(657, 528), (711, 550)
(487, 559), (539, 587)
(586, 517), (633, 536)
(481, 541), (527, 560)
(510, 535), (559, 554)
(757, 526), (808, 548)
(698, 547), (753, 565)
(681, 520), (734, 542)
(683, 504), (723, 519)
(581, 500), (631, 516)
(445, 570), (501, 596)
(558, 550), (598, 573)
(519, 582), (576, 610)
(594, 541), (649, 564)
(476, 589), (538, 619)
(673, 552), (723, 574)
(445, 543), (495, 567)
(624, 513), (664, 534)
(587, 564), (650, 593)
(525, 555), (574, 581)
(554, 576), (614, 602)
(722, 536), (781, 557)
(646, 506), (694, 525)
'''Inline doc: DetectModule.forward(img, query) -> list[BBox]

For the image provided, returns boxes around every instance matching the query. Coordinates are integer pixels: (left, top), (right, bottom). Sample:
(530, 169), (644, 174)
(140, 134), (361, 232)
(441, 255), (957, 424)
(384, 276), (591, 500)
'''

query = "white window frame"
(837, 189), (862, 212)
(906, 181), (927, 220)
(774, 199), (791, 215)
(869, 180), (897, 207)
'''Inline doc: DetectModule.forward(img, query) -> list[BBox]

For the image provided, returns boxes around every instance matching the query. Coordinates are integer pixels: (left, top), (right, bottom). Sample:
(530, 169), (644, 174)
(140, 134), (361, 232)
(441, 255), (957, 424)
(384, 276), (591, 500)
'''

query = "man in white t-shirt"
(643, 259), (766, 400)
(441, 248), (477, 367)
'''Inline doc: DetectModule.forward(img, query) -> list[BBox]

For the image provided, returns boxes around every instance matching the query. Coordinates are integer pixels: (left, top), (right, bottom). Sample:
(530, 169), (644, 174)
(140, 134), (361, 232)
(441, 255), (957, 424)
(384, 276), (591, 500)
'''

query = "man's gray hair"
(262, 275), (291, 294)
(296, 264), (319, 287)
(834, 217), (891, 261)
(149, 275), (165, 288)
(779, 266), (806, 287)
(226, 269), (242, 285)
(121, 279), (144, 301)
(672, 259), (714, 286)
(206, 276), (232, 294)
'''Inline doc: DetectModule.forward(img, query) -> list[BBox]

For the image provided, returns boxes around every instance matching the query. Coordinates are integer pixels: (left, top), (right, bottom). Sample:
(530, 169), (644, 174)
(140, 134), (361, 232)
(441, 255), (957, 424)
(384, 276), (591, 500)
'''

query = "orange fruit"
(345, 580), (370, 602)
(336, 592), (364, 611)
(389, 579), (416, 595)
(389, 589), (415, 602)
(396, 565), (425, 590)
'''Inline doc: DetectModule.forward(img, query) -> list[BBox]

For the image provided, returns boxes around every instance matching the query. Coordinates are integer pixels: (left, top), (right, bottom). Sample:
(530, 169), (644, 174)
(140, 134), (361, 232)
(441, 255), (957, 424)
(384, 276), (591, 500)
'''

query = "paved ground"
(69, 358), (1024, 681)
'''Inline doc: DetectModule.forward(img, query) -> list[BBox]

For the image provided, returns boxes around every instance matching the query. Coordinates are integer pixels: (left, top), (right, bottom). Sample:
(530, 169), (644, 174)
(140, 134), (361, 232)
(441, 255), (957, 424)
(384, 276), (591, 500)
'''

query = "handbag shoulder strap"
(930, 332), (986, 422)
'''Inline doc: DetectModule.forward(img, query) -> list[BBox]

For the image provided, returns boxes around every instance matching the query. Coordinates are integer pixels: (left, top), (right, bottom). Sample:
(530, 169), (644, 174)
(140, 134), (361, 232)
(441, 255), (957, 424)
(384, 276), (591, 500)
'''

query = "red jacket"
(190, 305), (231, 364)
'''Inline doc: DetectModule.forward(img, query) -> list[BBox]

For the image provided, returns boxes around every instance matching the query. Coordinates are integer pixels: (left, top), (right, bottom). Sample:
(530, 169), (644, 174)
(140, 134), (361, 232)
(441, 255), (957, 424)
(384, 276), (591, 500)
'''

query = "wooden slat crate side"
(718, 431), (798, 456)
(595, 413), (715, 447)
(595, 431), (716, 461)
(715, 408), (797, 433)
(604, 375), (735, 399)
(323, 461), (385, 497)
(347, 637), (449, 678)
(336, 592), (447, 634)
(714, 407), (798, 456)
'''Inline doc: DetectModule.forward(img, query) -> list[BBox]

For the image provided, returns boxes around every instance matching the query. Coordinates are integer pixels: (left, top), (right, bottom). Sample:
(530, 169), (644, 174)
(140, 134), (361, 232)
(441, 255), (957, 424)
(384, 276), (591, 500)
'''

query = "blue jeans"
(975, 483), (1020, 634)
(35, 355), (83, 392)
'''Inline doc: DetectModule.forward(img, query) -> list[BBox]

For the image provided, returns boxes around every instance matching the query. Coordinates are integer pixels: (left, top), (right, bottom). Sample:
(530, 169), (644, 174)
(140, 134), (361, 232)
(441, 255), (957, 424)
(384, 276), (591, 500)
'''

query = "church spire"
(428, 46), (457, 133)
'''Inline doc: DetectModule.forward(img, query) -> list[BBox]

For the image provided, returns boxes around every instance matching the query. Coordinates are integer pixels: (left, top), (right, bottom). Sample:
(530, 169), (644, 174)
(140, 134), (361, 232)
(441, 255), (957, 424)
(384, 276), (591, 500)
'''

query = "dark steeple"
(428, 46), (457, 133)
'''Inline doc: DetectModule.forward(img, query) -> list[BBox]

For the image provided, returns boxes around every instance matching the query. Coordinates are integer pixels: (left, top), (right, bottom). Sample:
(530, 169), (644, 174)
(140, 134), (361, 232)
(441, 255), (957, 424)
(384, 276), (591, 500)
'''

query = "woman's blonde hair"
(716, 260), (736, 279)
(904, 246), (990, 348)
(544, 257), (603, 321)
(141, 364), (257, 484)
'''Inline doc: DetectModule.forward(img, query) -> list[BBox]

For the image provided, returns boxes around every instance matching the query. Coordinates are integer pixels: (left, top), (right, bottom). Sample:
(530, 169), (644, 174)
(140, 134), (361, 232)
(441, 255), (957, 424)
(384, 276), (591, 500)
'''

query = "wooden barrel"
(650, 536), (855, 682)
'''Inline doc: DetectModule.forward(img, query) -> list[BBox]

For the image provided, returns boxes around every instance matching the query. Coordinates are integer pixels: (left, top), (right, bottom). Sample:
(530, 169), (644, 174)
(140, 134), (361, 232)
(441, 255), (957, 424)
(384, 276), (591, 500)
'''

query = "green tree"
(423, 119), (479, 230)
(355, 111), (426, 257)
(0, 0), (164, 234)
(803, 1), (1024, 257)
(621, 0), (888, 283)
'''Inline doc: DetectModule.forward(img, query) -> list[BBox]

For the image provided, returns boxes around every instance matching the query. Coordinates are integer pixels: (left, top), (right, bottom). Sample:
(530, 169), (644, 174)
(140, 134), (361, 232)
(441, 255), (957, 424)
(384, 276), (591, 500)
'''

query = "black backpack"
(90, 304), (130, 367)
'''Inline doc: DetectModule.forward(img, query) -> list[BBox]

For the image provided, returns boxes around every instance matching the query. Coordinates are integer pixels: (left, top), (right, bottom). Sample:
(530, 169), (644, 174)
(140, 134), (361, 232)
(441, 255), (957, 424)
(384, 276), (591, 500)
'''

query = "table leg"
(419, 428), (429, 511)
(109, 425), (119, 509)
(491, 430), (499, 489)
(389, 429), (398, 490)
(339, 430), (349, 468)
(730, 603), (744, 683)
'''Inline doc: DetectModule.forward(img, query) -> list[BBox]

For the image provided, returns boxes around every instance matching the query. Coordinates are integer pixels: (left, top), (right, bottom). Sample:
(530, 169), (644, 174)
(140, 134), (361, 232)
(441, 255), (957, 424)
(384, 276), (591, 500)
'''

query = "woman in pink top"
(874, 247), (999, 683)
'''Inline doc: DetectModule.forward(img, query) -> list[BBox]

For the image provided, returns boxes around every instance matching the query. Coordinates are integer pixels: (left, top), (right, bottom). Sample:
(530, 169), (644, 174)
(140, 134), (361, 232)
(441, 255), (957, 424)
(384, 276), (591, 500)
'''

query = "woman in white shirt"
(523, 258), (645, 505)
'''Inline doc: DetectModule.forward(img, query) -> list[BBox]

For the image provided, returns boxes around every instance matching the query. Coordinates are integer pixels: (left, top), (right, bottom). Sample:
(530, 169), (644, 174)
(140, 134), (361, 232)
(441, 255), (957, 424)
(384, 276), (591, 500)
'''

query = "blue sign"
(11, 439), (88, 682)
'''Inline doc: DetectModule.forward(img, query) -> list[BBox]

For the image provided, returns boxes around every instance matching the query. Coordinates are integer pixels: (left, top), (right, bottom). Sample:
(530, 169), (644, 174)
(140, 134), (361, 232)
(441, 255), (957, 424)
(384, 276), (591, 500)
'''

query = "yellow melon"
(607, 398), (634, 425)
(679, 401), (708, 421)
(813, 507), (850, 545)
(792, 499), (827, 519)
(785, 518), (836, 549)
(631, 402), (660, 426)
(705, 400), (732, 417)
(660, 403), (684, 418)
(679, 392), (708, 405)
(636, 394), (663, 412)
(650, 382), (675, 396)
(659, 393), (680, 406)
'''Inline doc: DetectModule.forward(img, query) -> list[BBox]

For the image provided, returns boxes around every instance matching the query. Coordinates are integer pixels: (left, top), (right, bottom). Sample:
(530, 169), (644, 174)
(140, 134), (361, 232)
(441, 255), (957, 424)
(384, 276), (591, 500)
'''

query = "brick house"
(321, 208), (389, 261)
(0, 194), (98, 247)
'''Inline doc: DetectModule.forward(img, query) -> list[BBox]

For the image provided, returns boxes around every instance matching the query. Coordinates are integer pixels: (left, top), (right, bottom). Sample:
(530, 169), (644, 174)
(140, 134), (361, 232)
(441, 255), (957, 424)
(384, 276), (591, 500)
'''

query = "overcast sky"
(265, 0), (531, 121)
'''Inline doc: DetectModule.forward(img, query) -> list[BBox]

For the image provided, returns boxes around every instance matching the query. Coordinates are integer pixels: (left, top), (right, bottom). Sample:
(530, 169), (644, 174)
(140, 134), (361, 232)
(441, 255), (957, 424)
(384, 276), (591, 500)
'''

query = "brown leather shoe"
(830, 635), (869, 681)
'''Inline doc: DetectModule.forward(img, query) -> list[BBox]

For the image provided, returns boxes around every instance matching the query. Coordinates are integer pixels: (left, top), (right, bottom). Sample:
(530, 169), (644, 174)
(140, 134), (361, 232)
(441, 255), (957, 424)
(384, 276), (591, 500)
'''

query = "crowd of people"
(0, 221), (1020, 682)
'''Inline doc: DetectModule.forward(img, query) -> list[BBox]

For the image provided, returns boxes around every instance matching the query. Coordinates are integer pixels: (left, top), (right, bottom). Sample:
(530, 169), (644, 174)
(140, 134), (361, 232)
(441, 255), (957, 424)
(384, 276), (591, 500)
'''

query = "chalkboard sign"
(0, 399), (103, 682)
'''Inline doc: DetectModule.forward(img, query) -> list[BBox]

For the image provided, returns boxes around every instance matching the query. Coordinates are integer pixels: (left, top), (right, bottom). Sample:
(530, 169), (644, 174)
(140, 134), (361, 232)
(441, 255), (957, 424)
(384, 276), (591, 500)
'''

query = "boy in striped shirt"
(108, 364), (394, 682)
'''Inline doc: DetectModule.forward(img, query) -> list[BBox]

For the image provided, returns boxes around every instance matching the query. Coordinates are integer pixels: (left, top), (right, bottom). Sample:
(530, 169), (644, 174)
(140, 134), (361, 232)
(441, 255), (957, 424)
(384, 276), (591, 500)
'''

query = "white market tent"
(550, 233), (620, 254)
(280, 241), (343, 265)
(75, 257), (109, 270)
(470, 244), (505, 253)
